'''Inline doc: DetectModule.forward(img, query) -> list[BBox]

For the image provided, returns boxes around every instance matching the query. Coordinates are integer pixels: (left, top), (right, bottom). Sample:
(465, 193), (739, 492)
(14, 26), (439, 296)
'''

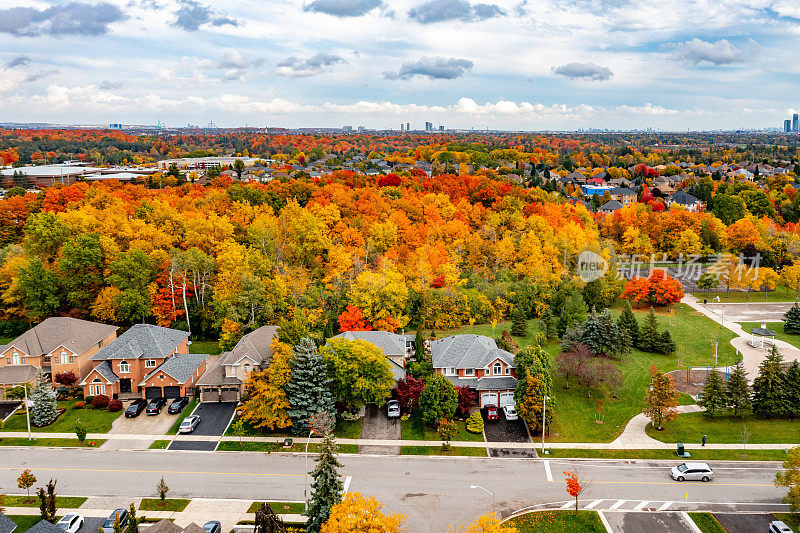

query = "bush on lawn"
(107, 399), (123, 412)
(92, 395), (110, 409)
(466, 412), (484, 434)
(84, 396), (94, 407)
(73, 401), (85, 409)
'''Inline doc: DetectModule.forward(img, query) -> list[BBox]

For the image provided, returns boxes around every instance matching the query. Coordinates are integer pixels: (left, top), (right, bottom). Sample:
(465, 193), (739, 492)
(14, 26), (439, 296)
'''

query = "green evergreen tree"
(785, 361), (800, 418)
(305, 430), (343, 533)
(539, 309), (557, 339)
(556, 293), (588, 338)
(699, 370), (728, 418)
(30, 369), (57, 427)
(579, 309), (630, 358)
(616, 301), (639, 347)
(784, 304), (800, 334)
(638, 307), (660, 352)
(726, 362), (752, 418)
(656, 330), (677, 354)
(285, 338), (335, 436)
(414, 327), (426, 362)
(511, 306), (527, 337)
(752, 345), (788, 418)
(419, 373), (458, 426)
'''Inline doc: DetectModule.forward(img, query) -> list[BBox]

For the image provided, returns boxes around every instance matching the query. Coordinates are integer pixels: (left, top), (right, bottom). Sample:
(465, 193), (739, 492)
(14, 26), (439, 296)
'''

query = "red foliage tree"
(338, 305), (372, 332)
(563, 468), (587, 512)
(54, 371), (78, 386)
(395, 376), (424, 412)
(455, 386), (477, 418)
(621, 268), (684, 307)
(377, 174), (402, 187)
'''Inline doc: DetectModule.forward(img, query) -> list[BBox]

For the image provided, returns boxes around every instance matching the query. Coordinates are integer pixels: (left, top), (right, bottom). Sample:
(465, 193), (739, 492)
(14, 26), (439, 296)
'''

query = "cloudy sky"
(0, 0), (798, 130)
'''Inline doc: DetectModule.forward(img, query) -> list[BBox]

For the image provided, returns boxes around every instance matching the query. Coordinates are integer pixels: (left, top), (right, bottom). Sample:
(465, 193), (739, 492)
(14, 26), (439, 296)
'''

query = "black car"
(146, 397), (167, 415)
(168, 397), (189, 414)
(125, 399), (148, 418)
(101, 509), (128, 533)
(202, 521), (221, 533)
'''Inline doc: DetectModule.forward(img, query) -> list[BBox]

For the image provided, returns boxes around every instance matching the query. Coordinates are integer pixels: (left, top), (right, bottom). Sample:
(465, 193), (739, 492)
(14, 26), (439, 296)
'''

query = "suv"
(168, 396), (189, 414)
(125, 399), (147, 418)
(101, 509), (129, 533)
(670, 462), (714, 482)
(387, 400), (400, 419)
(146, 397), (167, 415)
(769, 521), (793, 533)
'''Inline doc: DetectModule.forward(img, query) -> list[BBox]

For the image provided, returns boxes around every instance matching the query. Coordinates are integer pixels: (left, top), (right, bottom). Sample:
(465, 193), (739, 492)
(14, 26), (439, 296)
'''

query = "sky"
(0, 0), (798, 130)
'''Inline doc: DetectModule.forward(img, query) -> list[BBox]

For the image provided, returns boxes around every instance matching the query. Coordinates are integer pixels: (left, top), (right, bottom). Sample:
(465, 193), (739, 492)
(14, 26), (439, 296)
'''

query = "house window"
(493, 363), (502, 375)
(244, 364), (251, 374)
(145, 360), (157, 368)
(119, 361), (130, 373)
(70, 356), (75, 364)
(20, 357), (25, 364)
(5, 358), (8, 364)
(60, 351), (69, 364)
(90, 380), (106, 396)
(505, 367), (510, 375)
(465, 368), (474, 376)
(444, 367), (455, 376)
(12, 355), (19, 365)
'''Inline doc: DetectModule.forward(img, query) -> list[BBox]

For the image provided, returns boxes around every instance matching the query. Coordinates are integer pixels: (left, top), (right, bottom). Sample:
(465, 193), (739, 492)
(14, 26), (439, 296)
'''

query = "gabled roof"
(599, 200), (623, 212)
(431, 335), (515, 370)
(610, 187), (635, 195)
(0, 364), (37, 386)
(5, 317), (117, 357)
(83, 360), (119, 384)
(220, 325), (278, 367)
(333, 331), (408, 358)
(139, 352), (208, 385)
(444, 375), (518, 391)
(0, 511), (17, 533)
(91, 324), (188, 361)
(196, 355), (243, 387)
(667, 191), (701, 205)
(26, 521), (62, 533)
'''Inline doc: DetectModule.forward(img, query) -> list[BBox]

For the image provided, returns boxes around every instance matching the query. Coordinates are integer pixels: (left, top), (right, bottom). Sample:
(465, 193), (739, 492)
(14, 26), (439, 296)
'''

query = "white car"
(502, 405), (518, 421)
(57, 513), (84, 533)
(178, 414), (201, 434)
(387, 400), (401, 419)
(670, 462), (714, 482)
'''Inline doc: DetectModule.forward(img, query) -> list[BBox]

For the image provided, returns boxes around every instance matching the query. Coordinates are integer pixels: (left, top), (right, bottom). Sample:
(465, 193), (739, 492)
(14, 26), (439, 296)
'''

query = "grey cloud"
(100, 80), (125, 90)
(5, 55), (30, 68)
(206, 50), (264, 81)
(24, 69), (59, 83)
(0, 2), (125, 37)
(551, 62), (613, 81)
(408, 0), (505, 23)
(304, 0), (383, 17)
(673, 38), (754, 65)
(173, 0), (239, 31)
(384, 56), (473, 80)
(276, 53), (344, 78)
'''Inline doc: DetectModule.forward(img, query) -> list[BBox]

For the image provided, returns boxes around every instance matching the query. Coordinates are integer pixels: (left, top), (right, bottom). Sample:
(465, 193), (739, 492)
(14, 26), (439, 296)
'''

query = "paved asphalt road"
(698, 301), (794, 322)
(0, 449), (788, 532)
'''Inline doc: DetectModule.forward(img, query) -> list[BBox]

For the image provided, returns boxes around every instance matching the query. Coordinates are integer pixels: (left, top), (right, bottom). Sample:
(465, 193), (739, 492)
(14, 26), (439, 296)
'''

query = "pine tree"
(30, 369), (57, 427)
(752, 345), (788, 418)
(638, 307), (660, 353)
(785, 303), (800, 334)
(656, 330), (676, 354)
(616, 301), (639, 347)
(305, 431), (343, 533)
(540, 309), (557, 339)
(285, 337), (335, 436)
(699, 370), (727, 418)
(556, 293), (588, 338)
(511, 306), (527, 337)
(580, 309), (630, 358)
(414, 327), (426, 362)
(785, 361), (800, 418)
(726, 362), (752, 418)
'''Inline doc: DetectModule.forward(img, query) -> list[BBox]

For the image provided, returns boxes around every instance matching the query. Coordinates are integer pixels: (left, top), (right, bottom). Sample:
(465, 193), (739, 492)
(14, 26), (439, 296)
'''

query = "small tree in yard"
(156, 476), (169, 501)
(30, 369), (57, 427)
(37, 478), (57, 523)
(511, 306), (527, 337)
(54, 371), (78, 387)
(517, 373), (551, 434)
(643, 368), (678, 430)
(306, 429), (343, 533)
(437, 419), (458, 451)
(699, 370), (728, 418)
(17, 469), (36, 501)
(563, 469), (587, 512)
(321, 492), (404, 533)
(419, 373), (458, 427)
(726, 362), (752, 418)
(455, 386), (477, 419)
(556, 342), (590, 389)
(776, 446), (800, 512)
(75, 420), (87, 443)
(753, 345), (788, 418)
(125, 503), (138, 533)
(395, 376), (424, 413)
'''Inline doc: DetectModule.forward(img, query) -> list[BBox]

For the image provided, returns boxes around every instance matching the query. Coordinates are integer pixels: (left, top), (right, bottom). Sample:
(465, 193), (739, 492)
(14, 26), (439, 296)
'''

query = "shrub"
(466, 412), (484, 434)
(54, 371), (78, 386)
(91, 395), (110, 409)
(73, 401), (85, 410)
(107, 399), (123, 412)
(84, 396), (94, 407)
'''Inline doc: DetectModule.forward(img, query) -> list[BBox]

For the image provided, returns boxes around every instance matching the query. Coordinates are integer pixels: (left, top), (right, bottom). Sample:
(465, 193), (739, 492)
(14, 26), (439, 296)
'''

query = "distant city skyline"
(0, 0), (797, 130)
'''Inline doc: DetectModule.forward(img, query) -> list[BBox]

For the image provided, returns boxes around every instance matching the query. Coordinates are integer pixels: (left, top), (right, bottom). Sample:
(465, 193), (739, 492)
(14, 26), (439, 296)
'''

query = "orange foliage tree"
(563, 468), (588, 512)
(620, 269), (684, 307)
(338, 305), (371, 332)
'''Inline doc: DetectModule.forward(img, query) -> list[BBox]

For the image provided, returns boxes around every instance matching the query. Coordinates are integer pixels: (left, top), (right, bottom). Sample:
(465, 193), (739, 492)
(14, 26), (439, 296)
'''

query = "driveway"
(107, 402), (176, 435)
(605, 512), (696, 533)
(168, 401), (236, 451)
(76, 517), (105, 533)
(482, 408), (533, 458)
(0, 401), (20, 421)
(713, 513), (776, 533)
(359, 404), (400, 455)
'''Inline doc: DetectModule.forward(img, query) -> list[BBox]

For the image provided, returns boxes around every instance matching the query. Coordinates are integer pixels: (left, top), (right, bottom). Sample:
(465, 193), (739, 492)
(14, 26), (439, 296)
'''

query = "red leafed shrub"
(55, 371), (78, 386)
(91, 394), (110, 409)
(73, 401), (85, 409)
(107, 399), (123, 412)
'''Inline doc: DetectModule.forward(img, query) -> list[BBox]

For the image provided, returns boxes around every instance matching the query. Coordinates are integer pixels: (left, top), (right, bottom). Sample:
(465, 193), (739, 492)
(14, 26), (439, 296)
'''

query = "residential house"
(80, 324), (195, 399)
(609, 187), (637, 205)
(332, 330), (414, 381)
(431, 334), (517, 408)
(141, 520), (206, 533)
(666, 191), (703, 212)
(566, 171), (588, 184)
(0, 363), (37, 400)
(25, 521), (61, 533)
(0, 317), (118, 385)
(598, 199), (624, 213)
(0, 512), (16, 533)
(196, 325), (278, 402)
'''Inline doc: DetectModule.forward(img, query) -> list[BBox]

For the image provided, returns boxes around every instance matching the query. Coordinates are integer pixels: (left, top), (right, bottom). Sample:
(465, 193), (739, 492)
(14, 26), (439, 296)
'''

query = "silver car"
(670, 462), (714, 482)
(502, 405), (518, 421)
(56, 513), (84, 533)
(769, 521), (793, 533)
(178, 414), (200, 433)
(387, 400), (400, 419)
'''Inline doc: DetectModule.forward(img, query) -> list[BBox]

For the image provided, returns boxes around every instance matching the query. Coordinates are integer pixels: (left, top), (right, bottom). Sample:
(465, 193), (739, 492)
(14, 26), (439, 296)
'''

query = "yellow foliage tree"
(239, 339), (293, 430)
(321, 492), (405, 533)
(454, 513), (518, 533)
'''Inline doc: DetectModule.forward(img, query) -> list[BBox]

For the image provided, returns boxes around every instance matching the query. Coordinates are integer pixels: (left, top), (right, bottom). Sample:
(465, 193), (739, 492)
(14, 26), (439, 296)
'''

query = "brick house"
(430, 334), (518, 408)
(0, 317), (118, 385)
(79, 324), (204, 399)
(331, 330), (412, 381)
(0, 364), (37, 400)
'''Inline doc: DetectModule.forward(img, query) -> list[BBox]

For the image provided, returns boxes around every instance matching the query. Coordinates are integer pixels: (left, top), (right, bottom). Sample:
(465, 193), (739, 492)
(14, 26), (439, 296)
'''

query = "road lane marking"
(560, 501), (574, 509)
(682, 511), (703, 533)
(342, 476), (352, 494)
(633, 501), (650, 510)
(0, 466), (304, 478)
(658, 501), (673, 511)
(546, 479), (774, 487)
(543, 460), (553, 482)
(608, 500), (626, 510)
(597, 511), (613, 533)
(584, 499), (603, 509)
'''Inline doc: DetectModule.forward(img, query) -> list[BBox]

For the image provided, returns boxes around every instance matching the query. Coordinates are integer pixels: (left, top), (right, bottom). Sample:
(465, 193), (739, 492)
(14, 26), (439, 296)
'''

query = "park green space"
(738, 321), (800, 350)
(646, 411), (800, 444)
(2, 401), (121, 433)
(688, 513), (726, 533)
(400, 445), (487, 456)
(505, 510), (606, 532)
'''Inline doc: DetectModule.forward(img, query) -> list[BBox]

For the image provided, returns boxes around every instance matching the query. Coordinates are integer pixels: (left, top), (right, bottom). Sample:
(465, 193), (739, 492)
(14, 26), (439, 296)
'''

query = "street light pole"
(541, 395), (551, 454)
(25, 384), (31, 441)
(304, 429), (313, 513)
(469, 484), (495, 514)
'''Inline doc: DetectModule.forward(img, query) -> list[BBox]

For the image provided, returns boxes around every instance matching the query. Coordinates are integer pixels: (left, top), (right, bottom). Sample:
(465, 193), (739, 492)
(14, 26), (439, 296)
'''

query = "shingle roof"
(599, 200), (623, 212)
(220, 325), (278, 367)
(141, 520), (183, 533)
(92, 324), (188, 361)
(0, 512), (17, 533)
(610, 187), (635, 195)
(667, 191), (700, 205)
(431, 335), (514, 370)
(333, 331), (407, 358)
(196, 355), (243, 387)
(6, 317), (117, 357)
(139, 352), (208, 386)
(85, 360), (119, 384)
(0, 364), (37, 386)
(25, 520), (62, 533)
(444, 375), (518, 391)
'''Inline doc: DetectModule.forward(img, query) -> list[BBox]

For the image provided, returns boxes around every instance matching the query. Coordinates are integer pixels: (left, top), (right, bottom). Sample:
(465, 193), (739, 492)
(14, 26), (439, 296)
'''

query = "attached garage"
(201, 387), (220, 402)
(163, 386), (181, 398)
(221, 387), (239, 402)
(480, 392), (498, 407)
(499, 392), (515, 406)
(144, 386), (162, 399)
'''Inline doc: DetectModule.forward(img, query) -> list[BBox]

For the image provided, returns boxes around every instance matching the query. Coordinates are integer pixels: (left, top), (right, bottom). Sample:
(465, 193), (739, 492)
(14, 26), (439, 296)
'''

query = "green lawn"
(139, 498), (190, 512)
(189, 340), (223, 355)
(0, 437), (104, 447)
(335, 417), (362, 439)
(247, 502), (305, 514)
(400, 445), (487, 456)
(5, 515), (57, 532)
(542, 448), (788, 461)
(646, 411), (800, 444)
(166, 398), (197, 435)
(439, 304), (738, 443)
(506, 510), (606, 532)
(224, 415), (361, 439)
(739, 322), (800, 350)
(149, 440), (171, 449)
(1, 401), (121, 433)
(688, 513), (726, 533)
(400, 413), (484, 442)
(3, 495), (87, 507)
(692, 291), (796, 303)
(217, 440), (359, 453)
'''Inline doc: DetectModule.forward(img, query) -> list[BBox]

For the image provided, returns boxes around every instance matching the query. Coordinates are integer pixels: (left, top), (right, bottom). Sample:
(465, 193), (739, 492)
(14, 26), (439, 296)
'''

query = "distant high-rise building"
(406, 122), (410, 132)
(424, 121), (433, 131)
(342, 125), (353, 132)
(357, 125), (365, 132)
(786, 120), (792, 133)
(439, 125), (444, 132)
(400, 124), (404, 132)
(794, 114), (799, 132)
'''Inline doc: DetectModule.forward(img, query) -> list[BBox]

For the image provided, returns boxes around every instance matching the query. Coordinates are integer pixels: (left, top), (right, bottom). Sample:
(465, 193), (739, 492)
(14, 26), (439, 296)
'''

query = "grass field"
(166, 399), (197, 435)
(692, 291), (796, 303)
(739, 321), (800, 349)
(149, 440), (170, 449)
(5, 515), (55, 531)
(400, 413), (484, 442)
(646, 411), (800, 444)
(688, 513), (726, 533)
(247, 502), (305, 514)
(542, 448), (788, 461)
(1, 401), (121, 433)
(439, 304), (738, 443)
(3, 495), (87, 507)
(400, 445), (487, 456)
(217, 440), (359, 453)
(189, 340), (223, 355)
(505, 510), (606, 532)
(139, 498), (190, 512)
(0, 437), (104, 447)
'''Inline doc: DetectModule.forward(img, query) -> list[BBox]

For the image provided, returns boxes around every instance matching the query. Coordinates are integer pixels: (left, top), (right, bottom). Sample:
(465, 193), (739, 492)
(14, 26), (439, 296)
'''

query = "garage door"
(480, 392), (498, 407)
(163, 386), (181, 398)
(221, 388), (239, 402)
(144, 386), (162, 399)
(499, 392), (515, 406)
(201, 388), (220, 402)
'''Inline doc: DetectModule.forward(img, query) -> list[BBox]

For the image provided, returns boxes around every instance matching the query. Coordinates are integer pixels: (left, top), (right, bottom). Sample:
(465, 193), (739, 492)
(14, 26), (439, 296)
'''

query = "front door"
(120, 379), (132, 393)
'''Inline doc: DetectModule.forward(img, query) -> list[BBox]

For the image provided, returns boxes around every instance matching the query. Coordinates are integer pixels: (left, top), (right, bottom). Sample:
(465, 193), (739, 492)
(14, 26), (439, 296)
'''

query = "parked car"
(146, 397), (167, 415)
(485, 404), (499, 421)
(125, 399), (147, 418)
(769, 521), (793, 533)
(56, 513), (84, 533)
(202, 521), (221, 533)
(502, 404), (518, 421)
(178, 414), (201, 434)
(168, 396), (190, 414)
(387, 400), (400, 419)
(101, 509), (129, 533)
(670, 462), (714, 482)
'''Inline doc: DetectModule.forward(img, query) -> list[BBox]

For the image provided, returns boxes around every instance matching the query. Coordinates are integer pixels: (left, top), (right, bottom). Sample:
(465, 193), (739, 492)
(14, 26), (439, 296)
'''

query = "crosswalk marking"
(658, 501), (673, 511)
(633, 501), (650, 510)
(560, 501), (575, 509)
(543, 460), (553, 482)
(608, 500), (626, 510)
(584, 499), (603, 509)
